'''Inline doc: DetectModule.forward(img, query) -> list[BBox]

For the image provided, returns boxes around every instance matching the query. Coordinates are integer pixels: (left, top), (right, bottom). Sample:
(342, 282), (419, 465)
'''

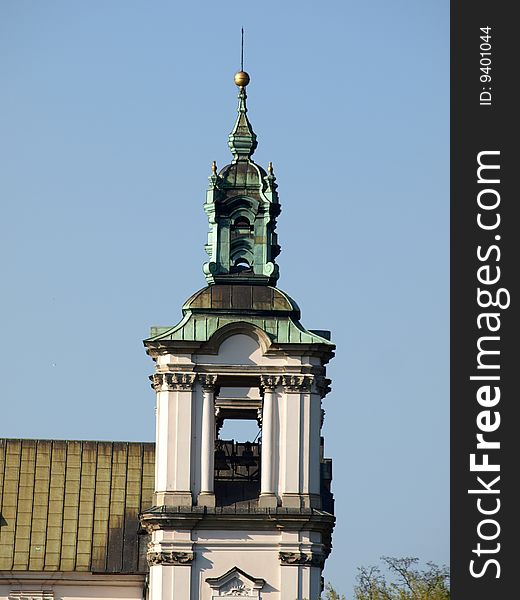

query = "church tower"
(140, 71), (335, 600)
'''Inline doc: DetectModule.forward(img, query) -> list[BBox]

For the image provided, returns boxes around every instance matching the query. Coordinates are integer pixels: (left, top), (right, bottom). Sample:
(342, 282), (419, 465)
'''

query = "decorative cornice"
(150, 372), (196, 391)
(260, 375), (280, 392)
(147, 551), (195, 566)
(279, 551), (325, 568)
(281, 375), (312, 393)
(198, 373), (218, 391)
(139, 508), (335, 557)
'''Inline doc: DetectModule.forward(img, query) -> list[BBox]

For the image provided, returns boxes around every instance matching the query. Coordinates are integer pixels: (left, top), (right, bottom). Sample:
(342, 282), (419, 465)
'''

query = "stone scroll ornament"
(147, 551), (195, 566)
(279, 551), (325, 568)
(259, 374), (280, 391)
(198, 373), (219, 390)
(219, 578), (249, 596)
(280, 375), (313, 393)
(150, 372), (196, 391)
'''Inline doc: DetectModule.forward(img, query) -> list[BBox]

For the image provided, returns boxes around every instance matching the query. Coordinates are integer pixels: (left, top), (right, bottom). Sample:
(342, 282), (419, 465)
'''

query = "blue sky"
(0, 0), (449, 594)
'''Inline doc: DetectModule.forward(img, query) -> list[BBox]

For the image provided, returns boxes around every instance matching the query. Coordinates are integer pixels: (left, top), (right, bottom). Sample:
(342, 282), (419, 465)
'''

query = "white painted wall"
(0, 573), (144, 600)
(147, 529), (324, 600)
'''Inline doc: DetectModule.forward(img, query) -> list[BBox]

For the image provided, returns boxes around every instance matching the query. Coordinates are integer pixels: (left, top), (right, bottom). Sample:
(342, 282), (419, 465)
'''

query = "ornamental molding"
(9, 593), (54, 600)
(279, 551), (325, 568)
(150, 372), (196, 391)
(218, 579), (249, 596)
(147, 550), (195, 566)
(206, 566), (265, 598)
(259, 375), (280, 391)
(281, 375), (312, 393)
(198, 373), (219, 391)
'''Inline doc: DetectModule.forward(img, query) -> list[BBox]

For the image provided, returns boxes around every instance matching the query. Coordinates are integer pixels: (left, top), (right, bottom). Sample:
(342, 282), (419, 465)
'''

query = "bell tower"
(140, 71), (335, 600)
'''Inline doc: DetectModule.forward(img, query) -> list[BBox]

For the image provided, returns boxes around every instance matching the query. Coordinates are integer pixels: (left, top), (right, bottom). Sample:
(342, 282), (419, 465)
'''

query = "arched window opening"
(234, 216), (250, 230)
(231, 216), (253, 242)
(231, 257), (253, 273)
(214, 386), (262, 507)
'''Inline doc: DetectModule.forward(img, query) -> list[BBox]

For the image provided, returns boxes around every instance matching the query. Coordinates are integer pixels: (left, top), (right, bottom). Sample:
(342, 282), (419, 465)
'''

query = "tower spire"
(202, 67), (281, 286)
(228, 70), (257, 161)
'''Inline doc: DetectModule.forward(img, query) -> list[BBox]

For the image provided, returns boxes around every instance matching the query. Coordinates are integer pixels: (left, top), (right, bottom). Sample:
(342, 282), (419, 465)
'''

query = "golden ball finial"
(234, 71), (250, 87)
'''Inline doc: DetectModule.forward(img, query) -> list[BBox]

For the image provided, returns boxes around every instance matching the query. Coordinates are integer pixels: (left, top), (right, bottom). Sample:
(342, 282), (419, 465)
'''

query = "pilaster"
(151, 372), (196, 507)
(147, 531), (194, 600)
(279, 375), (322, 509)
(278, 531), (324, 600)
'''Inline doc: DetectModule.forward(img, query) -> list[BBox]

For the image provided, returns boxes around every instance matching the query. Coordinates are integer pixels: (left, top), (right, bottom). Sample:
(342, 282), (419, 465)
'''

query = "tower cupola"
(203, 73), (281, 286)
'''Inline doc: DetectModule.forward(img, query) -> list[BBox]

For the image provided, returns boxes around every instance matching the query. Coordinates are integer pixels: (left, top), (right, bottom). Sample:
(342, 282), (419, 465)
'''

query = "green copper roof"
(145, 285), (334, 351)
(228, 87), (257, 160)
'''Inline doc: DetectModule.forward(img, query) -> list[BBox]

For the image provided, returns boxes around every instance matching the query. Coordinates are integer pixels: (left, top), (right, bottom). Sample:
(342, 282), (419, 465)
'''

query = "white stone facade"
(151, 333), (326, 511)
(147, 529), (323, 600)
(143, 330), (333, 600)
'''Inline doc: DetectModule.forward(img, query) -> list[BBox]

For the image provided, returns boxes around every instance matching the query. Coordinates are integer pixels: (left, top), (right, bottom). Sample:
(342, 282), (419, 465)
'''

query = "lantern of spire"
(203, 72), (281, 286)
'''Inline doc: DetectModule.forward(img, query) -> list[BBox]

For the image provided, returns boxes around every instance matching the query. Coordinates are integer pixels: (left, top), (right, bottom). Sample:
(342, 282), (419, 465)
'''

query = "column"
(259, 375), (279, 508)
(198, 374), (217, 507)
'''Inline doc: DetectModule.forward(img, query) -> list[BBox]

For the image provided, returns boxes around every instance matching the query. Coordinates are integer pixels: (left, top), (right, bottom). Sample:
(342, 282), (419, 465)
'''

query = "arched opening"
(213, 385), (262, 507)
(233, 216), (251, 232)
(231, 257), (253, 274)
(230, 216), (253, 248)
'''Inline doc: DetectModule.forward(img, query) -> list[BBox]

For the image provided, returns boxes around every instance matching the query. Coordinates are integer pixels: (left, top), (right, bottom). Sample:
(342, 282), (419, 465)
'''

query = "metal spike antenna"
(241, 27), (244, 72)
(230, 29), (255, 159)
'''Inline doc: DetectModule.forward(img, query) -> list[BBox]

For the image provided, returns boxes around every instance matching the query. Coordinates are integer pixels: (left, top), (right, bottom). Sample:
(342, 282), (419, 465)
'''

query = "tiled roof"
(0, 439), (154, 574)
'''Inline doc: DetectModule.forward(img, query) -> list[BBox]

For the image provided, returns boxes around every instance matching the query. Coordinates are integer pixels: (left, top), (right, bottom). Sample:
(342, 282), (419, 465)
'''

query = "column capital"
(315, 375), (332, 398)
(198, 373), (218, 391)
(260, 374), (281, 391)
(281, 375), (313, 393)
(150, 372), (196, 392)
(147, 550), (195, 566)
(279, 551), (325, 568)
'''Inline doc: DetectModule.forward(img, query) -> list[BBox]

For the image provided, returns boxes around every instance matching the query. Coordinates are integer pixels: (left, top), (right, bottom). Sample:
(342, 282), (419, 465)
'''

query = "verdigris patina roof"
(218, 161), (267, 194)
(0, 439), (154, 574)
(146, 285), (334, 350)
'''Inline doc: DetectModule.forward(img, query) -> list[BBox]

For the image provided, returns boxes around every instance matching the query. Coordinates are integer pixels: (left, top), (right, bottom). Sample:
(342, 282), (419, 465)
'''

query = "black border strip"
(451, 2), (518, 598)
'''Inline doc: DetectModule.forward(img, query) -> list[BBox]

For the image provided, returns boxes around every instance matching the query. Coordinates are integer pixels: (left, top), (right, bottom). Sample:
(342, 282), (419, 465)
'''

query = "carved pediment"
(206, 566), (265, 598)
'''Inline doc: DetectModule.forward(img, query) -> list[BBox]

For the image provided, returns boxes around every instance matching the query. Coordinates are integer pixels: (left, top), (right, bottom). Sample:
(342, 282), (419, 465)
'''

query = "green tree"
(324, 581), (346, 599)
(326, 557), (450, 600)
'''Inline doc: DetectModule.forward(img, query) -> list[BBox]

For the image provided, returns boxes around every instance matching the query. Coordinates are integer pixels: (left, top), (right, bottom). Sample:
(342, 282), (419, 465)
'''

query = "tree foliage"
(326, 557), (450, 600)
